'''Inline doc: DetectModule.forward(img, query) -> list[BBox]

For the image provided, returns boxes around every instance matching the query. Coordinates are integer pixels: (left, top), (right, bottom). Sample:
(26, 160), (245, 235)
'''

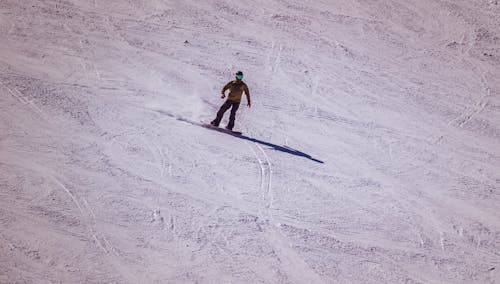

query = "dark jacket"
(222, 80), (250, 103)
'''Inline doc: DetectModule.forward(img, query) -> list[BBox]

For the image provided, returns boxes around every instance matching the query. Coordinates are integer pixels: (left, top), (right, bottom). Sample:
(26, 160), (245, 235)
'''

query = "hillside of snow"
(1, 0), (499, 283)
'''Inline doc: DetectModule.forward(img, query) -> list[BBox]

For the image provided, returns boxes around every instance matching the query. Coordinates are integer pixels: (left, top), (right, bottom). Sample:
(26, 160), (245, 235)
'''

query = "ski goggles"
(236, 74), (243, 79)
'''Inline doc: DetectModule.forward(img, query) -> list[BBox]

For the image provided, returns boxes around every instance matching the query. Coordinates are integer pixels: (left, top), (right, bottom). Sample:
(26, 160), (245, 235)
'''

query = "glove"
(220, 94), (226, 99)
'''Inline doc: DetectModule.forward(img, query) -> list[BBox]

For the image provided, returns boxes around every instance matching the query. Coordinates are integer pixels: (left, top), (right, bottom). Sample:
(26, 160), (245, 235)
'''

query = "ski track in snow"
(246, 141), (324, 284)
(1, 0), (500, 283)
(49, 174), (111, 255)
(0, 80), (48, 120)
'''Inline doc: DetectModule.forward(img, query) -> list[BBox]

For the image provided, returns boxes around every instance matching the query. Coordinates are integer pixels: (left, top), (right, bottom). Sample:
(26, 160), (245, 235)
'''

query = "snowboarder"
(210, 71), (251, 131)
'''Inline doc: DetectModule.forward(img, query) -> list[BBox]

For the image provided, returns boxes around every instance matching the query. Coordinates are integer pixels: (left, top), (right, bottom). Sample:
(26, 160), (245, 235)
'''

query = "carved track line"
(245, 141), (274, 220)
(246, 142), (324, 283)
(49, 175), (85, 215)
(141, 136), (164, 178)
(256, 143), (274, 214)
(82, 197), (97, 220)
(0, 80), (47, 119)
(151, 139), (167, 179)
(245, 141), (266, 218)
(49, 175), (108, 254)
(82, 197), (118, 256)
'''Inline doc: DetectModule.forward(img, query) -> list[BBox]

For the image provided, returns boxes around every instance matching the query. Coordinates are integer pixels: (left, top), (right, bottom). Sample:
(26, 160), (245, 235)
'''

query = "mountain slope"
(1, 0), (499, 283)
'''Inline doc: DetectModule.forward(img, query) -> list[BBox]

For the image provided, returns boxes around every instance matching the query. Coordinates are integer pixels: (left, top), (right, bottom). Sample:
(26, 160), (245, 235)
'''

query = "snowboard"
(202, 123), (242, 136)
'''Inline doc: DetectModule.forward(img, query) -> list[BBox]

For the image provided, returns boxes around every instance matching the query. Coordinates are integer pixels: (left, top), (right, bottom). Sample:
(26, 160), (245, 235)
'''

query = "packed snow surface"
(1, 0), (500, 283)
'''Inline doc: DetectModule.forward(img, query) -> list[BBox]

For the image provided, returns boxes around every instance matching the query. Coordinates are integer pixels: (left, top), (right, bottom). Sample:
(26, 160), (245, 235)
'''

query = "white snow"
(1, 0), (500, 283)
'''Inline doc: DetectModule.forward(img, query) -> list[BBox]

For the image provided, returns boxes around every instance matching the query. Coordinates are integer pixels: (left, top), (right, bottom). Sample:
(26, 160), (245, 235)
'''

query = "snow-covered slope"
(1, 0), (499, 283)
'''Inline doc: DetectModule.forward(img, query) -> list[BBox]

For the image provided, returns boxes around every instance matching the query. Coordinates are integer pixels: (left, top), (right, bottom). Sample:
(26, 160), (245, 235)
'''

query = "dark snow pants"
(212, 100), (240, 129)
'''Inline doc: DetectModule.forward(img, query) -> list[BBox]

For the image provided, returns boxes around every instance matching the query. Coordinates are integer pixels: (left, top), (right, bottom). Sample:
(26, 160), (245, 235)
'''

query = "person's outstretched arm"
(244, 84), (251, 107)
(220, 81), (232, 98)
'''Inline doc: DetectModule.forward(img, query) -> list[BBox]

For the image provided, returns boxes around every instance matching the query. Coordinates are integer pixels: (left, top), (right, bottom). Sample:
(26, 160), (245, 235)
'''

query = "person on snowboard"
(210, 71), (251, 131)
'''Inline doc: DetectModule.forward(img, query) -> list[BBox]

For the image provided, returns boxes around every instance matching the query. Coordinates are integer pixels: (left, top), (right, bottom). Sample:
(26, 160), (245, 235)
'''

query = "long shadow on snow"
(205, 125), (324, 164)
(238, 134), (324, 164)
(149, 109), (324, 164)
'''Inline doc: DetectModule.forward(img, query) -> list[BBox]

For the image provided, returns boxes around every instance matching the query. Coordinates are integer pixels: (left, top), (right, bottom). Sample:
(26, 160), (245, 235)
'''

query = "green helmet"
(236, 71), (243, 79)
